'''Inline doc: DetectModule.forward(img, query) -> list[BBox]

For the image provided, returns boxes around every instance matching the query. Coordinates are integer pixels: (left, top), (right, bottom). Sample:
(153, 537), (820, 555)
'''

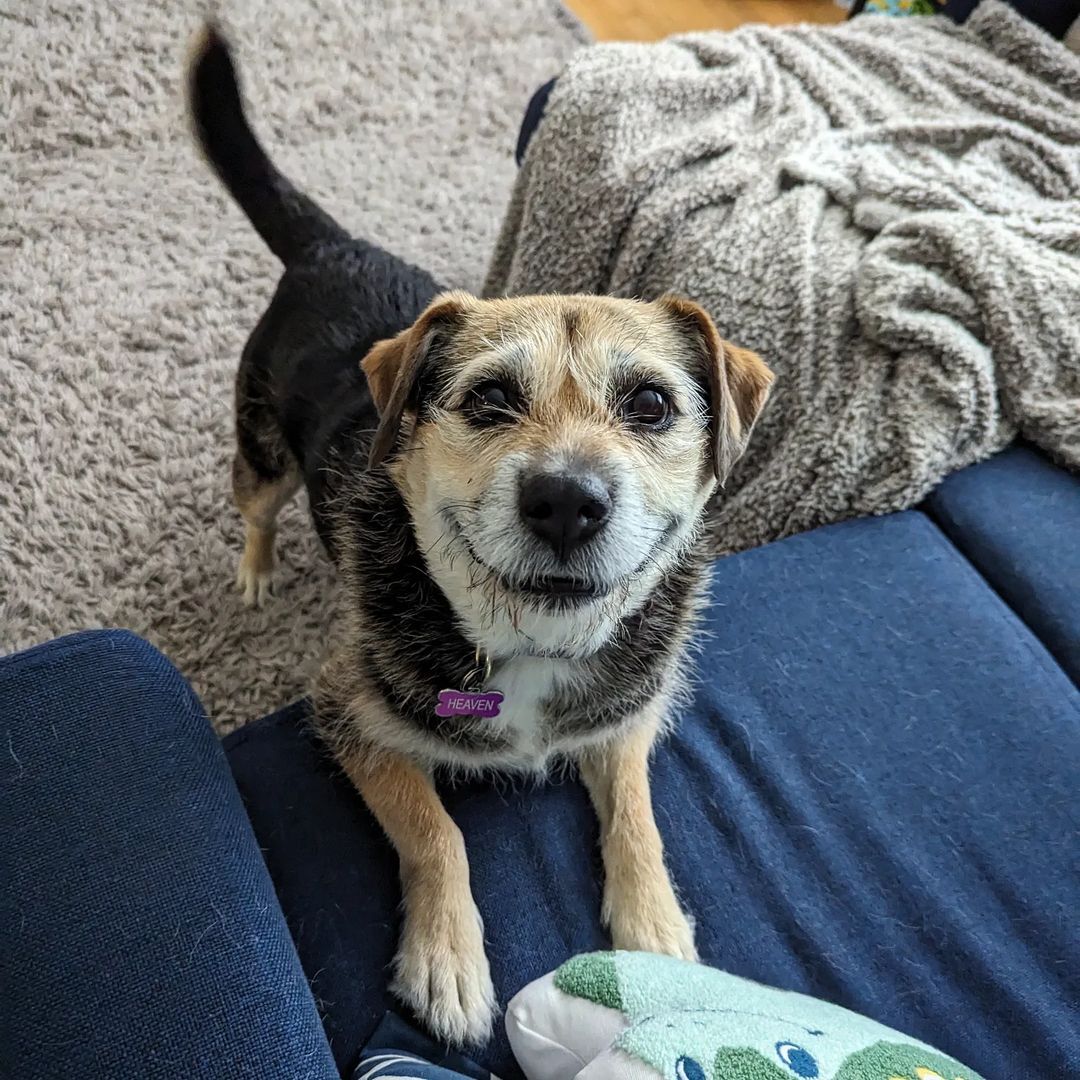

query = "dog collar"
(429, 639), (587, 717)
(435, 646), (504, 720)
(433, 640), (591, 720)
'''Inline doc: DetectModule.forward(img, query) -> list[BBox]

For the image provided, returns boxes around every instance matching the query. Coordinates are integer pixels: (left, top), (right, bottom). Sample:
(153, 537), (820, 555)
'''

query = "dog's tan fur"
(339, 746), (495, 1041)
(188, 23), (774, 1049)
(579, 700), (697, 961)
(232, 456), (300, 607)
(238, 290), (772, 1044)
(308, 292), (771, 1043)
(365, 293), (772, 523)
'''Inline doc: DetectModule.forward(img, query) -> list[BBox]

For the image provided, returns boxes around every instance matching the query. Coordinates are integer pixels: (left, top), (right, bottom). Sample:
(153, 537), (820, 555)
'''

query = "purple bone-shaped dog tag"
(435, 689), (504, 718)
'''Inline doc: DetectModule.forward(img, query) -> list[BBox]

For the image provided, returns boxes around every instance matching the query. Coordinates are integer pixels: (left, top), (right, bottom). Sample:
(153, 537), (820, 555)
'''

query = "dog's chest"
(483, 657), (576, 765)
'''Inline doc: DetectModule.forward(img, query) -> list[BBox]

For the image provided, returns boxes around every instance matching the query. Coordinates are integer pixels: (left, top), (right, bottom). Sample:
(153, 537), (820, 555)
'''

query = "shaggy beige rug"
(0, 0), (585, 732)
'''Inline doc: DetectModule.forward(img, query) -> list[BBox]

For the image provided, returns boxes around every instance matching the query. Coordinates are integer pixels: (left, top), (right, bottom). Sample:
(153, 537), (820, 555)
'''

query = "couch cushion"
(225, 511), (1080, 1080)
(0, 631), (338, 1080)
(924, 444), (1080, 683)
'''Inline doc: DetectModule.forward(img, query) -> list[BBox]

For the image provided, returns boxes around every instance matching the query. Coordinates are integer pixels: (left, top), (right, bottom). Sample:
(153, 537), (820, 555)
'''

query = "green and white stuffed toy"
(506, 953), (983, 1080)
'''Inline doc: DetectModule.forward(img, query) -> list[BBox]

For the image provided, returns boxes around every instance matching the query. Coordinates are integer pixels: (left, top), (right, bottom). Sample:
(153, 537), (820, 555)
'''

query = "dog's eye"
(464, 381), (519, 426)
(475, 383), (510, 409)
(621, 386), (671, 427)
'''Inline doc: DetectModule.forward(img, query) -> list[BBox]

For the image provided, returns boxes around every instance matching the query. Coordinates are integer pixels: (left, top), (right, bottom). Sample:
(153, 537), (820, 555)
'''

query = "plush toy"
(853, 0), (942, 16)
(506, 952), (983, 1080)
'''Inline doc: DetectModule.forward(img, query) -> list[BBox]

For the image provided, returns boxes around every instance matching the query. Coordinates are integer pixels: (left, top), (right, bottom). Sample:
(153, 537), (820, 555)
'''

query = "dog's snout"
(519, 472), (612, 559)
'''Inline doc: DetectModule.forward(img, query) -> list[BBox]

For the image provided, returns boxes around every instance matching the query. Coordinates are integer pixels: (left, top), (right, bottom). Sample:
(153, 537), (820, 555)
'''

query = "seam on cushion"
(916, 511), (1080, 702)
(924, 496), (1078, 690)
(222, 698), (312, 752)
(509, 1016), (590, 1072)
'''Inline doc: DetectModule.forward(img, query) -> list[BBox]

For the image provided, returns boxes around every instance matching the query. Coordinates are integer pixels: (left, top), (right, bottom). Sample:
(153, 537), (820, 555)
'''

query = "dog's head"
(362, 292), (772, 659)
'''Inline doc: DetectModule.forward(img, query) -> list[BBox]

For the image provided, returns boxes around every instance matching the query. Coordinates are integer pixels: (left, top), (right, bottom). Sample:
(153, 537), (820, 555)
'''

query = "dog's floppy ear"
(658, 295), (774, 483)
(362, 291), (476, 468)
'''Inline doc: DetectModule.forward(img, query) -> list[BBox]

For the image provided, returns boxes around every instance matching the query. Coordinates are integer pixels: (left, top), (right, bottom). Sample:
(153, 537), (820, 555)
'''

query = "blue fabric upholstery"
(925, 444), (1080, 684)
(226, 510), (1080, 1080)
(355, 1013), (491, 1080)
(0, 631), (338, 1080)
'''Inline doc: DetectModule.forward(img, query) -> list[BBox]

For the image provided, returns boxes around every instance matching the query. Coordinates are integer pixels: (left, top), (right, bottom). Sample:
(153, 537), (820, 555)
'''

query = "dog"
(188, 25), (773, 1047)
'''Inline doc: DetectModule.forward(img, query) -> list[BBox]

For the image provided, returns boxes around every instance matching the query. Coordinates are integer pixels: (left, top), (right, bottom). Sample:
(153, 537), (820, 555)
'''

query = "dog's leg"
(579, 708), (698, 961)
(232, 452), (300, 607)
(339, 746), (496, 1046)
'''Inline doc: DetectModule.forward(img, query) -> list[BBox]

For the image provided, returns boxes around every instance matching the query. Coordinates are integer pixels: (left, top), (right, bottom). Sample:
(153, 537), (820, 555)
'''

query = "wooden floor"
(565, 0), (846, 40)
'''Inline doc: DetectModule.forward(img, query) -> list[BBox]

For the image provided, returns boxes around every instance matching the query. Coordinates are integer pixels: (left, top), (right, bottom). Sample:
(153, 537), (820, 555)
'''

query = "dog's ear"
(658, 295), (773, 483)
(362, 291), (476, 468)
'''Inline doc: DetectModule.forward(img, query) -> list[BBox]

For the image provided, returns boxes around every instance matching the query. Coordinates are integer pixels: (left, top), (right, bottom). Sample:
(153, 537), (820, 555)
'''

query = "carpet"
(0, 0), (586, 732)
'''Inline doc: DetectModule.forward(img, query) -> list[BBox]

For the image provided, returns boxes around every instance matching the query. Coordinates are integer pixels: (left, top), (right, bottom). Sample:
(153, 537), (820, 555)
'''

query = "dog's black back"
(188, 26), (441, 550)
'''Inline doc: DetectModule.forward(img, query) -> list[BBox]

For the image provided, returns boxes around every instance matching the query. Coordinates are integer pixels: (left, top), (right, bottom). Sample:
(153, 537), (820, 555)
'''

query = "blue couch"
(3, 444), (1078, 1080)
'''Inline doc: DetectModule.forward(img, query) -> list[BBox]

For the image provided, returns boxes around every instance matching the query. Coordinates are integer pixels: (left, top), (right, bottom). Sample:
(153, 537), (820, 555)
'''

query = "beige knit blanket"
(486, 2), (1080, 554)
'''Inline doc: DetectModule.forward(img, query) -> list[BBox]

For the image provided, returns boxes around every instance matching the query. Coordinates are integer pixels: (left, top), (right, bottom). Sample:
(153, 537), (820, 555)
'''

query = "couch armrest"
(0, 630), (338, 1080)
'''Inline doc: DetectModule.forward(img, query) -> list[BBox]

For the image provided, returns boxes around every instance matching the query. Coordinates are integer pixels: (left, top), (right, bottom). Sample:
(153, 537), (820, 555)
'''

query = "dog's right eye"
(464, 381), (519, 426)
(475, 383), (509, 409)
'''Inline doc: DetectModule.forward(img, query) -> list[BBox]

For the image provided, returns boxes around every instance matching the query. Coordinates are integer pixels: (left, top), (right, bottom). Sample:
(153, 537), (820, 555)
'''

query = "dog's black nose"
(519, 472), (612, 559)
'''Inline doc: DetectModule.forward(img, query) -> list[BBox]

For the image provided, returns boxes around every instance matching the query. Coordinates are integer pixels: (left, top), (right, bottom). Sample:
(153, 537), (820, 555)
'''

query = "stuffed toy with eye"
(506, 952), (983, 1080)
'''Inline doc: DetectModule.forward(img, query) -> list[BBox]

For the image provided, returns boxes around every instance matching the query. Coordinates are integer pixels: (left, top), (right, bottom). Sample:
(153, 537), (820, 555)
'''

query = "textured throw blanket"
(485, 2), (1080, 554)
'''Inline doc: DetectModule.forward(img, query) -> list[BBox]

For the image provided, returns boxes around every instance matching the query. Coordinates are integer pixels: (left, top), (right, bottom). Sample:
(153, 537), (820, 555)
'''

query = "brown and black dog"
(189, 26), (772, 1046)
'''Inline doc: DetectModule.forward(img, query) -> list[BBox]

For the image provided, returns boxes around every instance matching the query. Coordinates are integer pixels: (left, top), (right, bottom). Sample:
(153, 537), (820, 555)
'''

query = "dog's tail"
(187, 24), (348, 265)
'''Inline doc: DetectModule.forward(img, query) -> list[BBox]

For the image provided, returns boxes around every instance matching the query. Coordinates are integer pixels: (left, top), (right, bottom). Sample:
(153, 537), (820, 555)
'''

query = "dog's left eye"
(621, 386), (672, 427)
(464, 381), (519, 425)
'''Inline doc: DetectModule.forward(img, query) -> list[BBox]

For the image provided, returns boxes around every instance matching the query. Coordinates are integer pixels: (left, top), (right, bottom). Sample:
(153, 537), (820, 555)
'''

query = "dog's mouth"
(511, 574), (605, 605)
(442, 506), (686, 611)
(444, 513), (608, 607)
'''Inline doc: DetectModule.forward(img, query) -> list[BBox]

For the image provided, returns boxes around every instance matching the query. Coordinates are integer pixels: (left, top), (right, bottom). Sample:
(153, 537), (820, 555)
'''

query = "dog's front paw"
(607, 884), (698, 962)
(392, 894), (496, 1047)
